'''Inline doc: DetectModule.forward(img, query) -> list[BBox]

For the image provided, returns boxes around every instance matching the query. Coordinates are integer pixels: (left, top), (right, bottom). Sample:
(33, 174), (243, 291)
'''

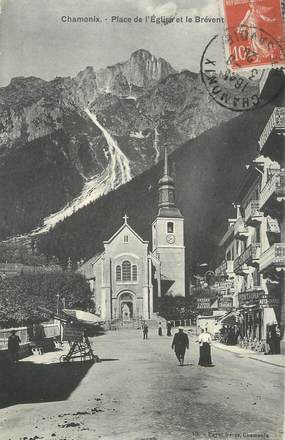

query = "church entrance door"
(119, 292), (135, 321)
(121, 302), (133, 321)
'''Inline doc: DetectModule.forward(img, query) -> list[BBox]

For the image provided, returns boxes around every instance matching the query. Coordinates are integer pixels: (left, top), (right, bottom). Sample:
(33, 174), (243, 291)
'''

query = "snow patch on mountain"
(30, 108), (132, 234)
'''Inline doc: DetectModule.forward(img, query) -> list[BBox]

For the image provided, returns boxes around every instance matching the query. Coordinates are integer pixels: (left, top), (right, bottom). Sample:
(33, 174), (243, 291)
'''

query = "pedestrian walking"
(158, 322), (163, 336)
(166, 321), (172, 336)
(266, 325), (280, 354)
(197, 328), (213, 367)
(171, 327), (189, 366)
(8, 330), (21, 364)
(142, 323), (149, 340)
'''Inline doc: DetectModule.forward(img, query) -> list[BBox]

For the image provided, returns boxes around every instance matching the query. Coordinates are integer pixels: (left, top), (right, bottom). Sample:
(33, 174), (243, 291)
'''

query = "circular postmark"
(200, 26), (285, 112)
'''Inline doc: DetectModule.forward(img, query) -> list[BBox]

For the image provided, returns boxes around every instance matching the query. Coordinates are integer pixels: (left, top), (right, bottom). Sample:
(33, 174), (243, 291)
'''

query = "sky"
(0, 0), (225, 86)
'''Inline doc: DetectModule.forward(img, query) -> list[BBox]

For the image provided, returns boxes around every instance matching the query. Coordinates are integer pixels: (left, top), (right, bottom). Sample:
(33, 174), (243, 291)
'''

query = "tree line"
(0, 272), (93, 328)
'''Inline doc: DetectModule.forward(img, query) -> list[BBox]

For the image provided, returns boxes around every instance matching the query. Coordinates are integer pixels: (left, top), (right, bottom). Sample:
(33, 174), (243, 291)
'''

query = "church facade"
(78, 148), (185, 320)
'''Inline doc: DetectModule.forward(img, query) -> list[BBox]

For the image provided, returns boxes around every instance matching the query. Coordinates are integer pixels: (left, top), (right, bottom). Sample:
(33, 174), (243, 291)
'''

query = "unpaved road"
(0, 329), (283, 440)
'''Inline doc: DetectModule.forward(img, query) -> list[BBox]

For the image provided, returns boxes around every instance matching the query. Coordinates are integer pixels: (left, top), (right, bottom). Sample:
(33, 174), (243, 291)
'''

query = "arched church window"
(122, 260), (131, 281)
(116, 265), (121, 281)
(167, 221), (174, 233)
(132, 265), (138, 281)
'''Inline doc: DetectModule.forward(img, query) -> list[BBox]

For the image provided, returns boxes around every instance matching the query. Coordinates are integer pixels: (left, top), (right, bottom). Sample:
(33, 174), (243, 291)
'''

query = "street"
(0, 328), (283, 440)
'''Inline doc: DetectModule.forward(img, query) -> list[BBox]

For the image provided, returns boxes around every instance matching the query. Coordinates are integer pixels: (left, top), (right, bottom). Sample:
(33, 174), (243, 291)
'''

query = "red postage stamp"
(219, 0), (285, 70)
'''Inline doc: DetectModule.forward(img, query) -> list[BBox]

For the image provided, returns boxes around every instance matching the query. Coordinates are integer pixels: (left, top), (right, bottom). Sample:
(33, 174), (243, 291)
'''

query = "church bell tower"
(152, 147), (185, 296)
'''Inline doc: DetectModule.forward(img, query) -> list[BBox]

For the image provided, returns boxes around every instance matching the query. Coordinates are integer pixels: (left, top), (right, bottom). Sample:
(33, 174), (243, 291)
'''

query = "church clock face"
(166, 234), (175, 244)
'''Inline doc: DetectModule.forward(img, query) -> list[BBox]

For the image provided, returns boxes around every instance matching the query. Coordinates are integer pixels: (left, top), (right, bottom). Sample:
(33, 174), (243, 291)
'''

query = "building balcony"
(215, 260), (234, 278)
(259, 243), (285, 275)
(234, 217), (249, 240)
(258, 107), (285, 163)
(215, 280), (234, 295)
(233, 258), (249, 275)
(215, 260), (227, 278)
(234, 243), (261, 274)
(259, 170), (285, 212)
(244, 200), (262, 226)
(226, 260), (234, 275)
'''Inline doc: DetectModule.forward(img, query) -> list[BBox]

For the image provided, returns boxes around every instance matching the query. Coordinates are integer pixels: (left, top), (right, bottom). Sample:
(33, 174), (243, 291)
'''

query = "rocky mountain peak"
(95, 49), (176, 94)
(9, 76), (45, 84)
(128, 48), (176, 88)
(0, 48), (243, 240)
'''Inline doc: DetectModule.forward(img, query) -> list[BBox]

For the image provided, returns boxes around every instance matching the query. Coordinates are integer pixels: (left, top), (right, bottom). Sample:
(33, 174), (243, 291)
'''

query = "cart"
(38, 306), (103, 363)
(60, 324), (98, 363)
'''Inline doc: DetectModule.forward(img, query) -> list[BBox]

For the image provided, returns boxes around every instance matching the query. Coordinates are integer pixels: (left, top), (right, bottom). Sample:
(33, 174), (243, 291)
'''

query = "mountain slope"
(37, 93), (283, 273)
(0, 50), (240, 240)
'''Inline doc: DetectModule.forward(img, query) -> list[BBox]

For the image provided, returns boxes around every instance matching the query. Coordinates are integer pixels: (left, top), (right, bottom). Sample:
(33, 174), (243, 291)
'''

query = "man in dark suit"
(8, 330), (21, 363)
(171, 327), (189, 366)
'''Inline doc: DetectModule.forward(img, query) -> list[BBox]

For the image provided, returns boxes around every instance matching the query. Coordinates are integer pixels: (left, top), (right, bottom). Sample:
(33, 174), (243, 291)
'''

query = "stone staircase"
(104, 313), (168, 331)
(145, 314), (167, 329)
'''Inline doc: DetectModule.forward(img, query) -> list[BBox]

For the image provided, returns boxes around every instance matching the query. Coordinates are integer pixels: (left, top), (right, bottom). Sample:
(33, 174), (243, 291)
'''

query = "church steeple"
(157, 147), (182, 218)
(152, 146), (185, 296)
(163, 144), (169, 176)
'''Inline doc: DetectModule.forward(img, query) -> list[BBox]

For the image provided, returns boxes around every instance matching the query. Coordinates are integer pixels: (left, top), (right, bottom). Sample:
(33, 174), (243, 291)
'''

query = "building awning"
(240, 304), (258, 309)
(219, 311), (238, 326)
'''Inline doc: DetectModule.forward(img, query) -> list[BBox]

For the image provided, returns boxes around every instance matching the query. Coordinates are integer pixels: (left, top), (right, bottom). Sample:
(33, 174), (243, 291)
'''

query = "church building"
(78, 148), (185, 321)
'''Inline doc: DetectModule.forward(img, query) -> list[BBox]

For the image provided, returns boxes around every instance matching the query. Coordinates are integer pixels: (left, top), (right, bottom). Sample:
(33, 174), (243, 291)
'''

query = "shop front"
(218, 310), (239, 345)
(237, 288), (281, 352)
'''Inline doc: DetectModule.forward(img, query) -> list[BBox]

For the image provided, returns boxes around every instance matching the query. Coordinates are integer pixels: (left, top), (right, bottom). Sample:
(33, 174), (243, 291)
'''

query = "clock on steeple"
(152, 147), (185, 297)
(166, 234), (175, 244)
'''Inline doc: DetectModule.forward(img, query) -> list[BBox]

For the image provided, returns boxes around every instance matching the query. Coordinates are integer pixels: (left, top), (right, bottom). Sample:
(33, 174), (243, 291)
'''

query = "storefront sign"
(259, 294), (281, 307)
(215, 280), (234, 295)
(197, 297), (211, 309)
(238, 290), (263, 306)
(63, 324), (84, 342)
(218, 297), (233, 310)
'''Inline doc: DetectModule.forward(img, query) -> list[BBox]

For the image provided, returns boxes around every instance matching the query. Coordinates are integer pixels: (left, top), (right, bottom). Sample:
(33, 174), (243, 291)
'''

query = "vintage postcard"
(0, 1), (284, 440)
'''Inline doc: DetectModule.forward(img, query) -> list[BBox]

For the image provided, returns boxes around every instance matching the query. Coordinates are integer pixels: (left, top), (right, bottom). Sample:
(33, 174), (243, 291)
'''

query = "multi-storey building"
(214, 220), (236, 310)
(258, 107), (285, 353)
(214, 107), (285, 352)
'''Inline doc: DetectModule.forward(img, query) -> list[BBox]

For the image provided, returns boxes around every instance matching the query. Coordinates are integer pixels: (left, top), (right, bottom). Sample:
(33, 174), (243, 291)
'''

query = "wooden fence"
(173, 319), (193, 327)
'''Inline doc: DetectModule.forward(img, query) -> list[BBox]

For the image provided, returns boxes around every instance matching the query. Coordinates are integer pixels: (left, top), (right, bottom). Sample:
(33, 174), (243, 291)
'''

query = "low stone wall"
(0, 343), (31, 361)
(0, 323), (60, 352)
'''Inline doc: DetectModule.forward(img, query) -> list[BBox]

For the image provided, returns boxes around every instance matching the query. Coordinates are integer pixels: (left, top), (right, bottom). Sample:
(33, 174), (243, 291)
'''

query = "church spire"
(157, 147), (182, 218)
(164, 146), (169, 176)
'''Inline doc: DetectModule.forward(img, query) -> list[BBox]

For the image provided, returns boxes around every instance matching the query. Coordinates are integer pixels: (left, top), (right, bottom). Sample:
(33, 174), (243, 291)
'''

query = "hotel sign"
(197, 297), (211, 309)
(218, 297), (233, 310)
(259, 294), (281, 307)
(238, 290), (264, 306)
(238, 290), (280, 308)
